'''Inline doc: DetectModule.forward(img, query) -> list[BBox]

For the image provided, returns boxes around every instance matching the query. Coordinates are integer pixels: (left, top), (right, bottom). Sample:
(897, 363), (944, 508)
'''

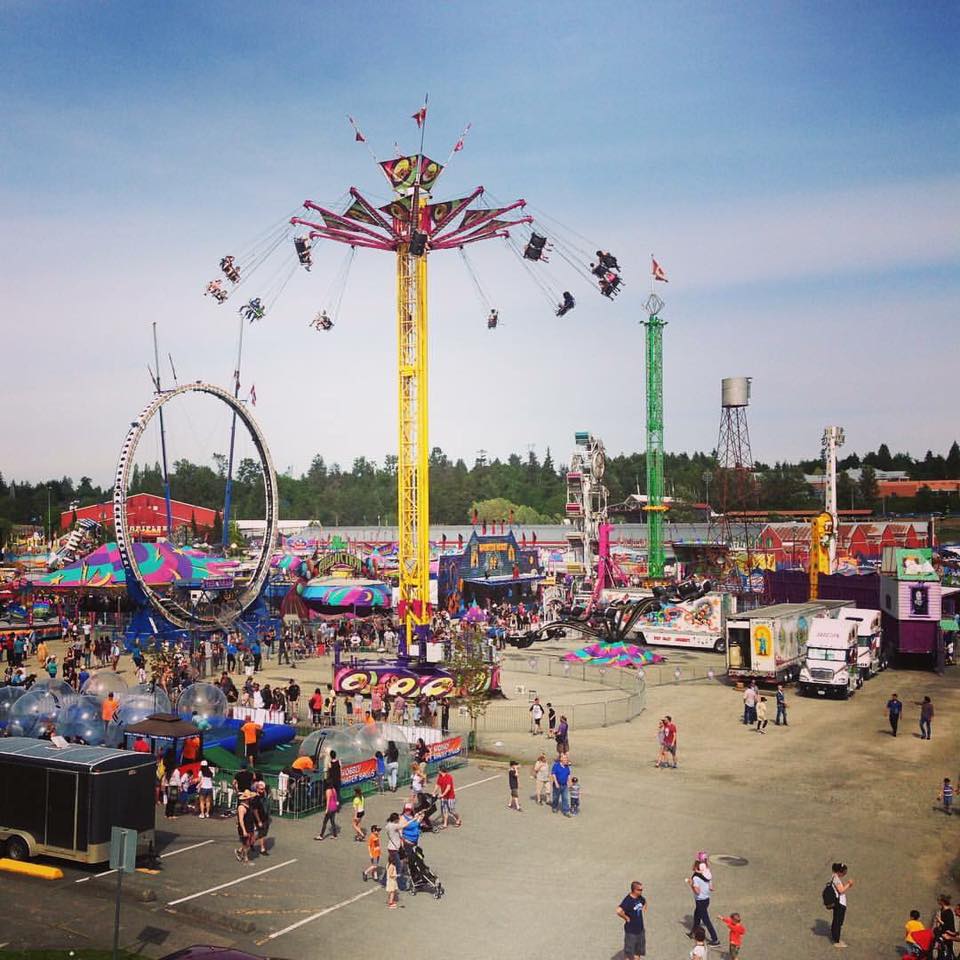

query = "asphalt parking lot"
(2, 651), (958, 960)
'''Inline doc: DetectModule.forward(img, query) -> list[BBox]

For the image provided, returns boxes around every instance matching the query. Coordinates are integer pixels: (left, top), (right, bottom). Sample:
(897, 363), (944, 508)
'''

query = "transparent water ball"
(177, 683), (226, 722)
(81, 672), (128, 699)
(31, 677), (74, 699)
(127, 684), (172, 714)
(0, 686), (28, 722)
(59, 695), (108, 746)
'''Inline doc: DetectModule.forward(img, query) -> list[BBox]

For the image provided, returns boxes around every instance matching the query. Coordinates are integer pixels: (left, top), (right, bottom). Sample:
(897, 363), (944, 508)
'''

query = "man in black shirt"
(234, 763), (255, 797)
(616, 881), (647, 960)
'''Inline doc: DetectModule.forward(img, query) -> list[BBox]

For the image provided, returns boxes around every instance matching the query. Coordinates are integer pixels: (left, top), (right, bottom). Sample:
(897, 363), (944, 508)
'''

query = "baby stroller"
(413, 792), (439, 832)
(405, 843), (445, 899)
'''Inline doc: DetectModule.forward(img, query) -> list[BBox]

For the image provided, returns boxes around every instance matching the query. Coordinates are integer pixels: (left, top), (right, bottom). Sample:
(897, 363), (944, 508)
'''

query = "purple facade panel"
(764, 571), (880, 607)
(881, 611), (936, 654)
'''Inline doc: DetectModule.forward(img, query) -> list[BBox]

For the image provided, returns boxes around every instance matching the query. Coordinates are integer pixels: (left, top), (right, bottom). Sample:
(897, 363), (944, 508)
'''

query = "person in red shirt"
(720, 913), (746, 958)
(132, 738), (150, 753)
(435, 764), (462, 828)
(662, 715), (678, 769)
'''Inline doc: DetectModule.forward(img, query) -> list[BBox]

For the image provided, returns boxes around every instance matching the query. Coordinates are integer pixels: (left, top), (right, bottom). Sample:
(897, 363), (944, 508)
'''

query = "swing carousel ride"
(203, 105), (630, 652)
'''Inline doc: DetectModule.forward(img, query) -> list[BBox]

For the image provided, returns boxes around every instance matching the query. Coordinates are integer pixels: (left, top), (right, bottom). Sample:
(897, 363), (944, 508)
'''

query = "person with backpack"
(824, 862), (854, 948)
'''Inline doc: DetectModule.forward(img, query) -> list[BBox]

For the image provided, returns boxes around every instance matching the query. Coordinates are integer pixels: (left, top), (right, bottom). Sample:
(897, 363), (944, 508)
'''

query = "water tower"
(713, 377), (757, 593)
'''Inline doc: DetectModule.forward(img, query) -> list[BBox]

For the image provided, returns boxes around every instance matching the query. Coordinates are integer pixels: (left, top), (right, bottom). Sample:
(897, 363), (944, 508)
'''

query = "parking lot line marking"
(160, 838), (216, 858)
(457, 774), (501, 790)
(75, 838), (216, 883)
(167, 858), (297, 906)
(260, 888), (378, 942)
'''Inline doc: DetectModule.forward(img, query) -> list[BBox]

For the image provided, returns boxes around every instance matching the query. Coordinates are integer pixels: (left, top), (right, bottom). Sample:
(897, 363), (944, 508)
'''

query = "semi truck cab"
(798, 618), (859, 699)
(838, 607), (883, 680)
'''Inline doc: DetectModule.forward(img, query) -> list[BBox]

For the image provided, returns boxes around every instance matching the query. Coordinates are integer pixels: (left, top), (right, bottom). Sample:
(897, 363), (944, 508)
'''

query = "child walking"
(755, 697), (768, 734)
(569, 776), (581, 814)
(720, 912), (746, 958)
(362, 824), (381, 882)
(386, 860), (399, 908)
(507, 760), (522, 811)
(938, 777), (954, 815)
(352, 787), (366, 840)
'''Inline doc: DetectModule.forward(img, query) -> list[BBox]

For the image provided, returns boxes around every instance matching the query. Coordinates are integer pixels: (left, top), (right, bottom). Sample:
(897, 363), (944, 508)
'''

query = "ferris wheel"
(112, 382), (279, 631)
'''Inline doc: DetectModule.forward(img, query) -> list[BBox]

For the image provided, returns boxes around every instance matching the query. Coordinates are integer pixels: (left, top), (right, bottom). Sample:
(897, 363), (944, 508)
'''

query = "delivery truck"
(798, 617), (860, 698)
(838, 607), (884, 680)
(725, 600), (848, 684)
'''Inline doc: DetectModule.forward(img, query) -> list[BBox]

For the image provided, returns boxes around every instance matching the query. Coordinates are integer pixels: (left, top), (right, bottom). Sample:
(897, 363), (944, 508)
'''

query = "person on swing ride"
(206, 279), (229, 303)
(240, 297), (265, 322)
(309, 310), (333, 331)
(294, 237), (313, 270)
(555, 291), (575, 317)
(596, 249), (620, 272)
(487, 309), (498, 329)
(220, 255), (240, 282)
(600, 272), (622, 298)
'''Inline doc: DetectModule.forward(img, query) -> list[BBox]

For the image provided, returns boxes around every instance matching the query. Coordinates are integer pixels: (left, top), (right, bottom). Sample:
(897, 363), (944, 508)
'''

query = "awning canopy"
(123, 713), (201, 739)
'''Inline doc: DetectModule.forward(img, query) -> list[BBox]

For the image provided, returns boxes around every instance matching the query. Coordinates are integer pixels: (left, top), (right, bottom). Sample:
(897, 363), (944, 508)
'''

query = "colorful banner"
(379, 155), (444, 192)
(320, 211), (362, 233)
(379, 197), (412, 222)
(341, 757), (378, 787)
(425, 197), (471, 232)
(427, 736), (463, 763)
(459, 207), (508, 230)
(343, 198), (381, 225)
(333, 662), (500, 697)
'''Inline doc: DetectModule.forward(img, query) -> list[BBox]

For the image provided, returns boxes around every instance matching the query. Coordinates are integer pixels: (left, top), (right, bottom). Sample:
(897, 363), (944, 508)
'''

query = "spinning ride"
(210, 109), (629, 651)
(113, 382), (279, 631)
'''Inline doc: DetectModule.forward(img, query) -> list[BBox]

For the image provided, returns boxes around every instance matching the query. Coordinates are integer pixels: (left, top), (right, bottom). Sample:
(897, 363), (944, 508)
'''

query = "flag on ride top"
(348, 116), (366, 142)
(652, 257), (669, 282)
(453, 122), (472, 152)
(412, 105), (427, 128)
(248, 384), (257, 406)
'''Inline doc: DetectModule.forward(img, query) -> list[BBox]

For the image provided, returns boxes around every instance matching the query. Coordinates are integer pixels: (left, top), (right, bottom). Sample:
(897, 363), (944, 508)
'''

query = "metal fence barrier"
(439, 653), (647, 733)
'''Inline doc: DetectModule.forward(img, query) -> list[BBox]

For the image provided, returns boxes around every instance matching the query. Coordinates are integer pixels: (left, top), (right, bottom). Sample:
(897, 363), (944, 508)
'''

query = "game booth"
(437, 531), (543, 615)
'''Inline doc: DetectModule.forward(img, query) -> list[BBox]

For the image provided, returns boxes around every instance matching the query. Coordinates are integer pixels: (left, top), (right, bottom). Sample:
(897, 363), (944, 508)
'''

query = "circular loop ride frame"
(112, 382), (279, 631)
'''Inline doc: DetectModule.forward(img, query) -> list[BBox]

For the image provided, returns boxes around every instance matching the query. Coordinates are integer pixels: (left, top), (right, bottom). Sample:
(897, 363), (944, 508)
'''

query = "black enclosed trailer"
(0, 737), (156, 864)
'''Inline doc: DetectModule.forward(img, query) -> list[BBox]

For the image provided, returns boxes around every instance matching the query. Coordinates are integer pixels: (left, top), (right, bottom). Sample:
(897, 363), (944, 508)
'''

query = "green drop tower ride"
(642, 293), (667, 578)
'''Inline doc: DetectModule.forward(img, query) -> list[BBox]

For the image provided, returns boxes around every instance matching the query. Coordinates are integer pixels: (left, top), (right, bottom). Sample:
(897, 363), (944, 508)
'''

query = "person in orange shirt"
(240, 720), (261, 763)
(101, 692), (119, 723)
(291, 754), (315, 772)
(182, 735), (201, 763)
(720, 912), (746, 959)
(362, 824), (381, 881)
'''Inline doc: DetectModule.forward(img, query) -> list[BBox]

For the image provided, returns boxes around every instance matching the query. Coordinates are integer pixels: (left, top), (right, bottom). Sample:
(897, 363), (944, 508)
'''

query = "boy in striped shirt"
(939, 777), (954, 815)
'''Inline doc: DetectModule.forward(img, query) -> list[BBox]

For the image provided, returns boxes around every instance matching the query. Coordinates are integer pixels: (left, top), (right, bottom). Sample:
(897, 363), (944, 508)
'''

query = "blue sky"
(2, 1), (958, 485)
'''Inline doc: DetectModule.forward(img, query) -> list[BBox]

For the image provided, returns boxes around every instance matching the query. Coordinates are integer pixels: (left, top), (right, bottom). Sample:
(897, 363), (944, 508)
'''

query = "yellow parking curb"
(0, 858), (63, 880)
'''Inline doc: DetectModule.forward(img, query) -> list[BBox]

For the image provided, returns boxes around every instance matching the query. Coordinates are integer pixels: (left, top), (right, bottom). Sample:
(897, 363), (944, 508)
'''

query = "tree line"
(1, 439), (959, 543)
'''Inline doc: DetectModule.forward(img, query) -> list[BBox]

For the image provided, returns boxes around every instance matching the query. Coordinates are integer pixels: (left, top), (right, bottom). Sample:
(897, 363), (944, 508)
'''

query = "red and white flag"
(651, 257), (669, 282)
(412, 105), (427, 128)
(453, 121), (472, 153)
(348, 116), (366, 143)
(248, 384), (257, 406)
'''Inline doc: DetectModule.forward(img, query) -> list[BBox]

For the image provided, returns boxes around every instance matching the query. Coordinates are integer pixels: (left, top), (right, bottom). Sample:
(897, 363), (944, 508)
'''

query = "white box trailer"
(838, 607), (885, 679)
(621, 591), (732, 653)
(725, 600), (848, 684)
(799, 618), (860, 698)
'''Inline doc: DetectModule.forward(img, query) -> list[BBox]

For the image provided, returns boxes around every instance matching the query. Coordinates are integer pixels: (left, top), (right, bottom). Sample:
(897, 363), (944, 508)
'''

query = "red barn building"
(61, 493), (217, 540)
(758, 520), (927, 569)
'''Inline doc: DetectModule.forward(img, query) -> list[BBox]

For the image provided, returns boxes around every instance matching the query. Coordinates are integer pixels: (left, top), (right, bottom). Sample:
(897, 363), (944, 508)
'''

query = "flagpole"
(221, 314), (245, 553)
